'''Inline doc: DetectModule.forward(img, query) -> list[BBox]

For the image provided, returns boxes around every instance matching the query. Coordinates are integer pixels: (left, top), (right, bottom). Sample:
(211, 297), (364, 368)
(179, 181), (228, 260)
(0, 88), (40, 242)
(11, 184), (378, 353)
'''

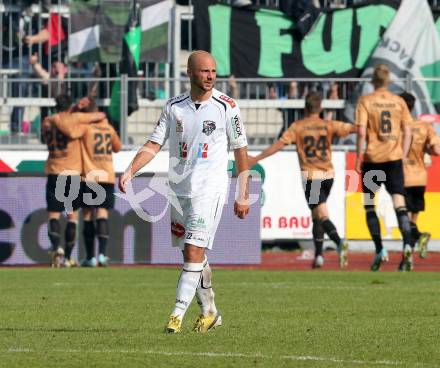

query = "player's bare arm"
(55, 112), (105, 138)
(428, 143), (440, 156)
(77, 112), (106, 124)
(234, 146), (250, 220)
(249, 139), (286, 167)
(112, 131), (122, 153)
(118, 140), (162, 193)
(355, 125), (366, 173)
(402, 124), (412, 159)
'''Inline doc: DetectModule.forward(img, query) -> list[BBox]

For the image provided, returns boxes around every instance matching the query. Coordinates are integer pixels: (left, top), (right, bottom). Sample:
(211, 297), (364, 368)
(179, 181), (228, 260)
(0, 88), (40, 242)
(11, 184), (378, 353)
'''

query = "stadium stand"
(0, 0), (439, 147)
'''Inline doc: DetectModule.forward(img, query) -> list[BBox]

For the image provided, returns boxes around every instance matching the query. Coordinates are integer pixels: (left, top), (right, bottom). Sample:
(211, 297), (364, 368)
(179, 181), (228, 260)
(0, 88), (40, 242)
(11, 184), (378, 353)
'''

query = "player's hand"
(247, 155), (258, 168)
(118, 171), (132, 193)
(234, 200), (249, 219)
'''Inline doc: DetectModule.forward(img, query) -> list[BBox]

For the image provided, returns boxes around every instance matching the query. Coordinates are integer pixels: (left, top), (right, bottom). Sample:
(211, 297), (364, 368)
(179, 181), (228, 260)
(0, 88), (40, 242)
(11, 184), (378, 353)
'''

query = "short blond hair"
(372, 64), (390, 88)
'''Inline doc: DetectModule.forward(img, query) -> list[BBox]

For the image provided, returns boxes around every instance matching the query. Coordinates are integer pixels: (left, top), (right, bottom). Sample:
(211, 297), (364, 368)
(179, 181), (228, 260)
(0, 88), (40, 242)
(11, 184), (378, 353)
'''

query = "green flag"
(109, 0), (141, 126)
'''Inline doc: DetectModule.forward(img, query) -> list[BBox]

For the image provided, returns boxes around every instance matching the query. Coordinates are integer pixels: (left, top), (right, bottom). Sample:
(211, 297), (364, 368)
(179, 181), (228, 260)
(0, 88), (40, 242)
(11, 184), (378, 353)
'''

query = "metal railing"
(2, 75), (438, 149)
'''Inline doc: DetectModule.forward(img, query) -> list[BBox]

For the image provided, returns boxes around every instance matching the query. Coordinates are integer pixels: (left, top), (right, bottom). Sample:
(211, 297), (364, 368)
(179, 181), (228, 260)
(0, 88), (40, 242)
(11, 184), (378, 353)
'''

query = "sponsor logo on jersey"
(202, 120), (216, 136)
(171, 222), (185, 238)
(179, 142), (188, 158)
(197, 143), (209, 158)
(219, 94), (236, 108)
(232, 115), (243, 138)
(176, 119), (184, 132)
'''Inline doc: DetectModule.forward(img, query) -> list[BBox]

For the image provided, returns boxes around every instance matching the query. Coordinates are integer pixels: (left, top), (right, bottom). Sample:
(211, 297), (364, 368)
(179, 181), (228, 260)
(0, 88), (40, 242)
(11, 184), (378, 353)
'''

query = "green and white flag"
(140, 0), (173, 62)
(69, 0), (172, 63)
(361, 0), (440, 115)
(109, 1), (142, 125)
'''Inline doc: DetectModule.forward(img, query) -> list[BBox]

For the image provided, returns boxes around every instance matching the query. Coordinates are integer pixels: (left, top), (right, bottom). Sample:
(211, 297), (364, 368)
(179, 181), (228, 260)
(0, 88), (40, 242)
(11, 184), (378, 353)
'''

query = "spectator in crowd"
(324, 82), (340, 121)
(228, 75), (239, 99)
(29, 52), (67, 125)
(2, 2), (36, 134)
(24, 10), (68, 70)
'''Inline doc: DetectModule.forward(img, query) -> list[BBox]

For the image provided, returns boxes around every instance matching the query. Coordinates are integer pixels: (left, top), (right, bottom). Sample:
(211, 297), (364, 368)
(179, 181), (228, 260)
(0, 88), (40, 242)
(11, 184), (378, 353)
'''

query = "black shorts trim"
(46, 174), (82, 212)
(361, 160), (405, 197)
(303, 178), (334, 210)
(81, 182), (115, 209)
(405, 186), (426, 213)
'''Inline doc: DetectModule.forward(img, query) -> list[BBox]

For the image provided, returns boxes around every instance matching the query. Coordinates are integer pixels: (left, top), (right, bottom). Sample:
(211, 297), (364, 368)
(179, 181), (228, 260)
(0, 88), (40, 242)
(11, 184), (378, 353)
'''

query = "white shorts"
(170, 193), (226, 250)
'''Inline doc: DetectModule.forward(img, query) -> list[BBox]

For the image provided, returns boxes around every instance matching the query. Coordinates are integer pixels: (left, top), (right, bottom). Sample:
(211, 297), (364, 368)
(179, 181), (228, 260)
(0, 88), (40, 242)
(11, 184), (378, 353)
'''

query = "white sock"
(171, 262), (204, 319)
(196, 257), (218, 316)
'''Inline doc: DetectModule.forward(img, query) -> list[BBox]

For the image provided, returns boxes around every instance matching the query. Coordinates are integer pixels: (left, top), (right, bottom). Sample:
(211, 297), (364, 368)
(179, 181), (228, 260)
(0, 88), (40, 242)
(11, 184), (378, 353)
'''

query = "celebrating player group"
(251, 64), (440, 272)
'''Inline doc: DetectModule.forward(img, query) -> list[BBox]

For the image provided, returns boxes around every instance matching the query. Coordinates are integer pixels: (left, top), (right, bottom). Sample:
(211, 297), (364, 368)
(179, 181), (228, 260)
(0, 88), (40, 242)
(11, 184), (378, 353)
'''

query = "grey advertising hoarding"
(0, 175), (261, 265)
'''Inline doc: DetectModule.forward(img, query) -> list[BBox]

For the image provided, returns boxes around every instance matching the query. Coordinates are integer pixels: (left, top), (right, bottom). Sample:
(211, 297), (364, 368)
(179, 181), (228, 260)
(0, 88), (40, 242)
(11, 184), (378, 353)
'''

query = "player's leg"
(362, 163), (388, 271)
(46, 174), (65, 267)
(405, 187), (421, 244)
(193, 193), (225, 332)
(387, 160), (414, 271)
(81, 207), (97, 267)
(415, 210), (430, 259)
(165, 196), (195, 333)
(313, 204), (348, 268)
(407, 186), (429, 258)
(364, 203), (384, 253)
(311, 179), (348, 268)
(166, 194), (223, 333)
(96, 183), (114, 266)
(304, 179), (330, 268)
(96, 208), (109, 266)
(392, 193), (413, 271)
(64, 210), (78, 265)
(63, 175), (82, 266)
(166, 244), (205, 333)
(311, 217), (325, 268)
(409, 212), (421, 243)
(196, 255), (218, 316)
(47, 212), (64, 268)
(410, 211), (430, 259)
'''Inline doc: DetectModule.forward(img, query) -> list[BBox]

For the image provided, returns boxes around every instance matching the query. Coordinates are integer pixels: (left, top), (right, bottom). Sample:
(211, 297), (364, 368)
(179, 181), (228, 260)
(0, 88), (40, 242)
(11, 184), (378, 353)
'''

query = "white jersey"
(149, 88), (248, 197)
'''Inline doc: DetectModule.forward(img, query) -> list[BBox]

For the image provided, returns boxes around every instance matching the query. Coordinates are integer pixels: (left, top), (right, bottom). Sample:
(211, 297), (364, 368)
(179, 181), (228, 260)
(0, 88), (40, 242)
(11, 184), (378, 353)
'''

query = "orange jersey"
(42, 113), (82, 175)
(404, 120), (440, 187)
(280, 116), (353, 179)
(55, 114), (121, 183)
(356, 88), (412, 163)
(80, 120), (121, 184)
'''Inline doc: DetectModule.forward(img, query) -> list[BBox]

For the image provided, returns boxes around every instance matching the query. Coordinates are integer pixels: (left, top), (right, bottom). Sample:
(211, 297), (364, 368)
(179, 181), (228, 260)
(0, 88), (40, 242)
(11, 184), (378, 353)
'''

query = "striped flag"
(140, 0), (173, 62)
(69, 0), (172, 63)
(361, 0), (440, 115)
(109, 1), (141, 126)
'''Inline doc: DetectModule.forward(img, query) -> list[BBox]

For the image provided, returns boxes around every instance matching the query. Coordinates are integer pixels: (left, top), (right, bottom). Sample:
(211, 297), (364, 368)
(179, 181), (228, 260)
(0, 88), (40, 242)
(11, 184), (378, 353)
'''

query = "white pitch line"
(6, 347), (410, 366)
(283, 355), (401, 366)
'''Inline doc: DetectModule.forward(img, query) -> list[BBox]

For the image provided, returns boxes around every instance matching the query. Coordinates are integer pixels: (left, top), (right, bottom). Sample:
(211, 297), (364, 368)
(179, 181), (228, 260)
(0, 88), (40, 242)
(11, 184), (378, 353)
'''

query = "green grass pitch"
(1, 268), (439, 367)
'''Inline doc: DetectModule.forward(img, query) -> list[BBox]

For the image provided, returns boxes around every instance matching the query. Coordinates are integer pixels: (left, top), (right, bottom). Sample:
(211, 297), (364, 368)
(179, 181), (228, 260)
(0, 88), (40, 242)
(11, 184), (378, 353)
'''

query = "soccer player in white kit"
(119, 50), (250, 333)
